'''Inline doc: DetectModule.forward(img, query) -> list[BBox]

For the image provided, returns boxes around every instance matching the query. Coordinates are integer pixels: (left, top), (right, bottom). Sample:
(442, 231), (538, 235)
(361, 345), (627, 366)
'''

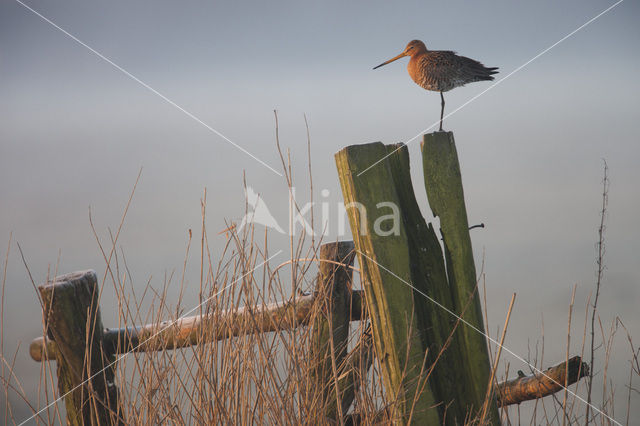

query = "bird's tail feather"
(476, 66), (499, 81)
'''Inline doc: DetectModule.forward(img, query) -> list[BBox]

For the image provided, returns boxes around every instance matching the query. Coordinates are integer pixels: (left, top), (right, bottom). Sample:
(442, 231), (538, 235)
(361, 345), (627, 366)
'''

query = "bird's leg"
(439, 91), (445, 132)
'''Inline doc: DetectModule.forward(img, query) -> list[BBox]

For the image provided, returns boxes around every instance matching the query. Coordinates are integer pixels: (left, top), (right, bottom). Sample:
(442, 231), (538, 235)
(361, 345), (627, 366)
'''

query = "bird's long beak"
(373, 51), (407, 70)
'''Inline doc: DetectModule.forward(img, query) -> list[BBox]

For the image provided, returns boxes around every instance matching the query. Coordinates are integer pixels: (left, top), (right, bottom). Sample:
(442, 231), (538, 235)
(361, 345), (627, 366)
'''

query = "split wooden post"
(38, 270), (122, 425)
(309, 241), (356, 420)
(422, 131), (499, 422)
(385, 143), (475, 422)
(336, 142), (443, 424)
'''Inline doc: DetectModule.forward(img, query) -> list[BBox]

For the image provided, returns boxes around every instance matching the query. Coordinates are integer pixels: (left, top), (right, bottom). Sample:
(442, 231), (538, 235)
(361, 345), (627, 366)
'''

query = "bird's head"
(404, 40), (427, 55)
(373, 39), (427, 70)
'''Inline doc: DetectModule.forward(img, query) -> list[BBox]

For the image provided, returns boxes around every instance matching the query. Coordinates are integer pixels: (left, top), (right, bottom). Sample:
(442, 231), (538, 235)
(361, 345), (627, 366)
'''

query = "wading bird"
(374, 40), (498, 131)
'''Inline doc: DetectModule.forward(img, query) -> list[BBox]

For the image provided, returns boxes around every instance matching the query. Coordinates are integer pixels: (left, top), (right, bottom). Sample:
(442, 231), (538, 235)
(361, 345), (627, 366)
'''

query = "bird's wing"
(418, 51), (464, 90)
(421, 51), (497, 89)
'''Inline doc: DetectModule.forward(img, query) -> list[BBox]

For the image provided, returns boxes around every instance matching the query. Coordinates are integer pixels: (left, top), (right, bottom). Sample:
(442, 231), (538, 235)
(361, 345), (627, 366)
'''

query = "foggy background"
(1, 0), (639, 423)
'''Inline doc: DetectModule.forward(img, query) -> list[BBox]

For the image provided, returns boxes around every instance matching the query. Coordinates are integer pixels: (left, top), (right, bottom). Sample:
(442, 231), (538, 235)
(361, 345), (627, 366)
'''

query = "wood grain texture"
(309, 241), (356, 420)
(336, 142), (441, 424)
(39, 270), (122, 425)
(31, 291), (365, 361)
(422, 131), (499, 423)
(497, 356), (589, 407)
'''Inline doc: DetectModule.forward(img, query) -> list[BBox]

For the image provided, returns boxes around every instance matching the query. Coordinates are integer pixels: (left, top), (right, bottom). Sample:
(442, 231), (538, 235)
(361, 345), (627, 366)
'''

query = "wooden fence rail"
(30, 256), (589, 424)
(31, 241), (362, 425)
(31, 287), (364, 361)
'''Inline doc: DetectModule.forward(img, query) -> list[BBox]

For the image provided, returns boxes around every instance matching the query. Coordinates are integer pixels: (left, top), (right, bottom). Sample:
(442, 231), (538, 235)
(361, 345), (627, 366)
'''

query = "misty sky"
(1, 0), (639, 422)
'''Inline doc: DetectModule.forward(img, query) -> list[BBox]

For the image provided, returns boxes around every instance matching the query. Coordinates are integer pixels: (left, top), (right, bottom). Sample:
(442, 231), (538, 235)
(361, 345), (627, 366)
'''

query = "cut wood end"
(38, 269), (97, 290)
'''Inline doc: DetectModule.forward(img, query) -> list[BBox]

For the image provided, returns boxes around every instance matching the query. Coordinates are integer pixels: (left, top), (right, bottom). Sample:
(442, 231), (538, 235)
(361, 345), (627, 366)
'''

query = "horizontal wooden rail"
(497, 356), (589, 406)
(31, 290), (364, 362)
(344, 355), (589, 424)
(30, 274), (587, 408)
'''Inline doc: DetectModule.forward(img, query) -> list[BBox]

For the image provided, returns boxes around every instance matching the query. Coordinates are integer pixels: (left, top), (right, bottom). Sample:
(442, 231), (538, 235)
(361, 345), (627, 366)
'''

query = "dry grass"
(1, 150), (637, 425)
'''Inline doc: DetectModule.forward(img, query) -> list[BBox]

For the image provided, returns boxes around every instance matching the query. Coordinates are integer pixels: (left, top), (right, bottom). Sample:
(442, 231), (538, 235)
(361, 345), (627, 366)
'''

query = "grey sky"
(1, 0), (639, 422)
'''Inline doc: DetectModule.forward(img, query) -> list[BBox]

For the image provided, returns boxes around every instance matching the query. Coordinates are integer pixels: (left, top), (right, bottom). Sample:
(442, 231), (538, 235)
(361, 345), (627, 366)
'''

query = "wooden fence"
(30, 131), (589, 425)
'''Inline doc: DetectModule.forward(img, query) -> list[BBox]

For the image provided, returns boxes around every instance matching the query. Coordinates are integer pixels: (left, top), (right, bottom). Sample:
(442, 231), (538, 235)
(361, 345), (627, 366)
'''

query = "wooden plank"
(39, 270), (122, 425)
(421, 131), (499, 423)
(385, 143), (474, 424)
(336, 142), (441, 424)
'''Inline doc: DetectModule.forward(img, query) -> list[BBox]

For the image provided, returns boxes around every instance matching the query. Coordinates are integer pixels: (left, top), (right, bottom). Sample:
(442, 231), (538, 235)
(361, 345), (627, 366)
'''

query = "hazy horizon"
(1, 0), (639, 423)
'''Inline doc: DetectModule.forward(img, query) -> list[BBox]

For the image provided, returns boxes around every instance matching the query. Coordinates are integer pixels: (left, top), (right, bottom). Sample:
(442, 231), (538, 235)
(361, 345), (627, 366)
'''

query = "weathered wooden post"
(38, 270), (122, 425)
(309, 241), (370, 421)
(336, 136), (503, 424)
(336, 142), (443, 424)
(422, 132), (499, 422)
(309, 241), (354, 416)
(385, 142), (475, 421)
